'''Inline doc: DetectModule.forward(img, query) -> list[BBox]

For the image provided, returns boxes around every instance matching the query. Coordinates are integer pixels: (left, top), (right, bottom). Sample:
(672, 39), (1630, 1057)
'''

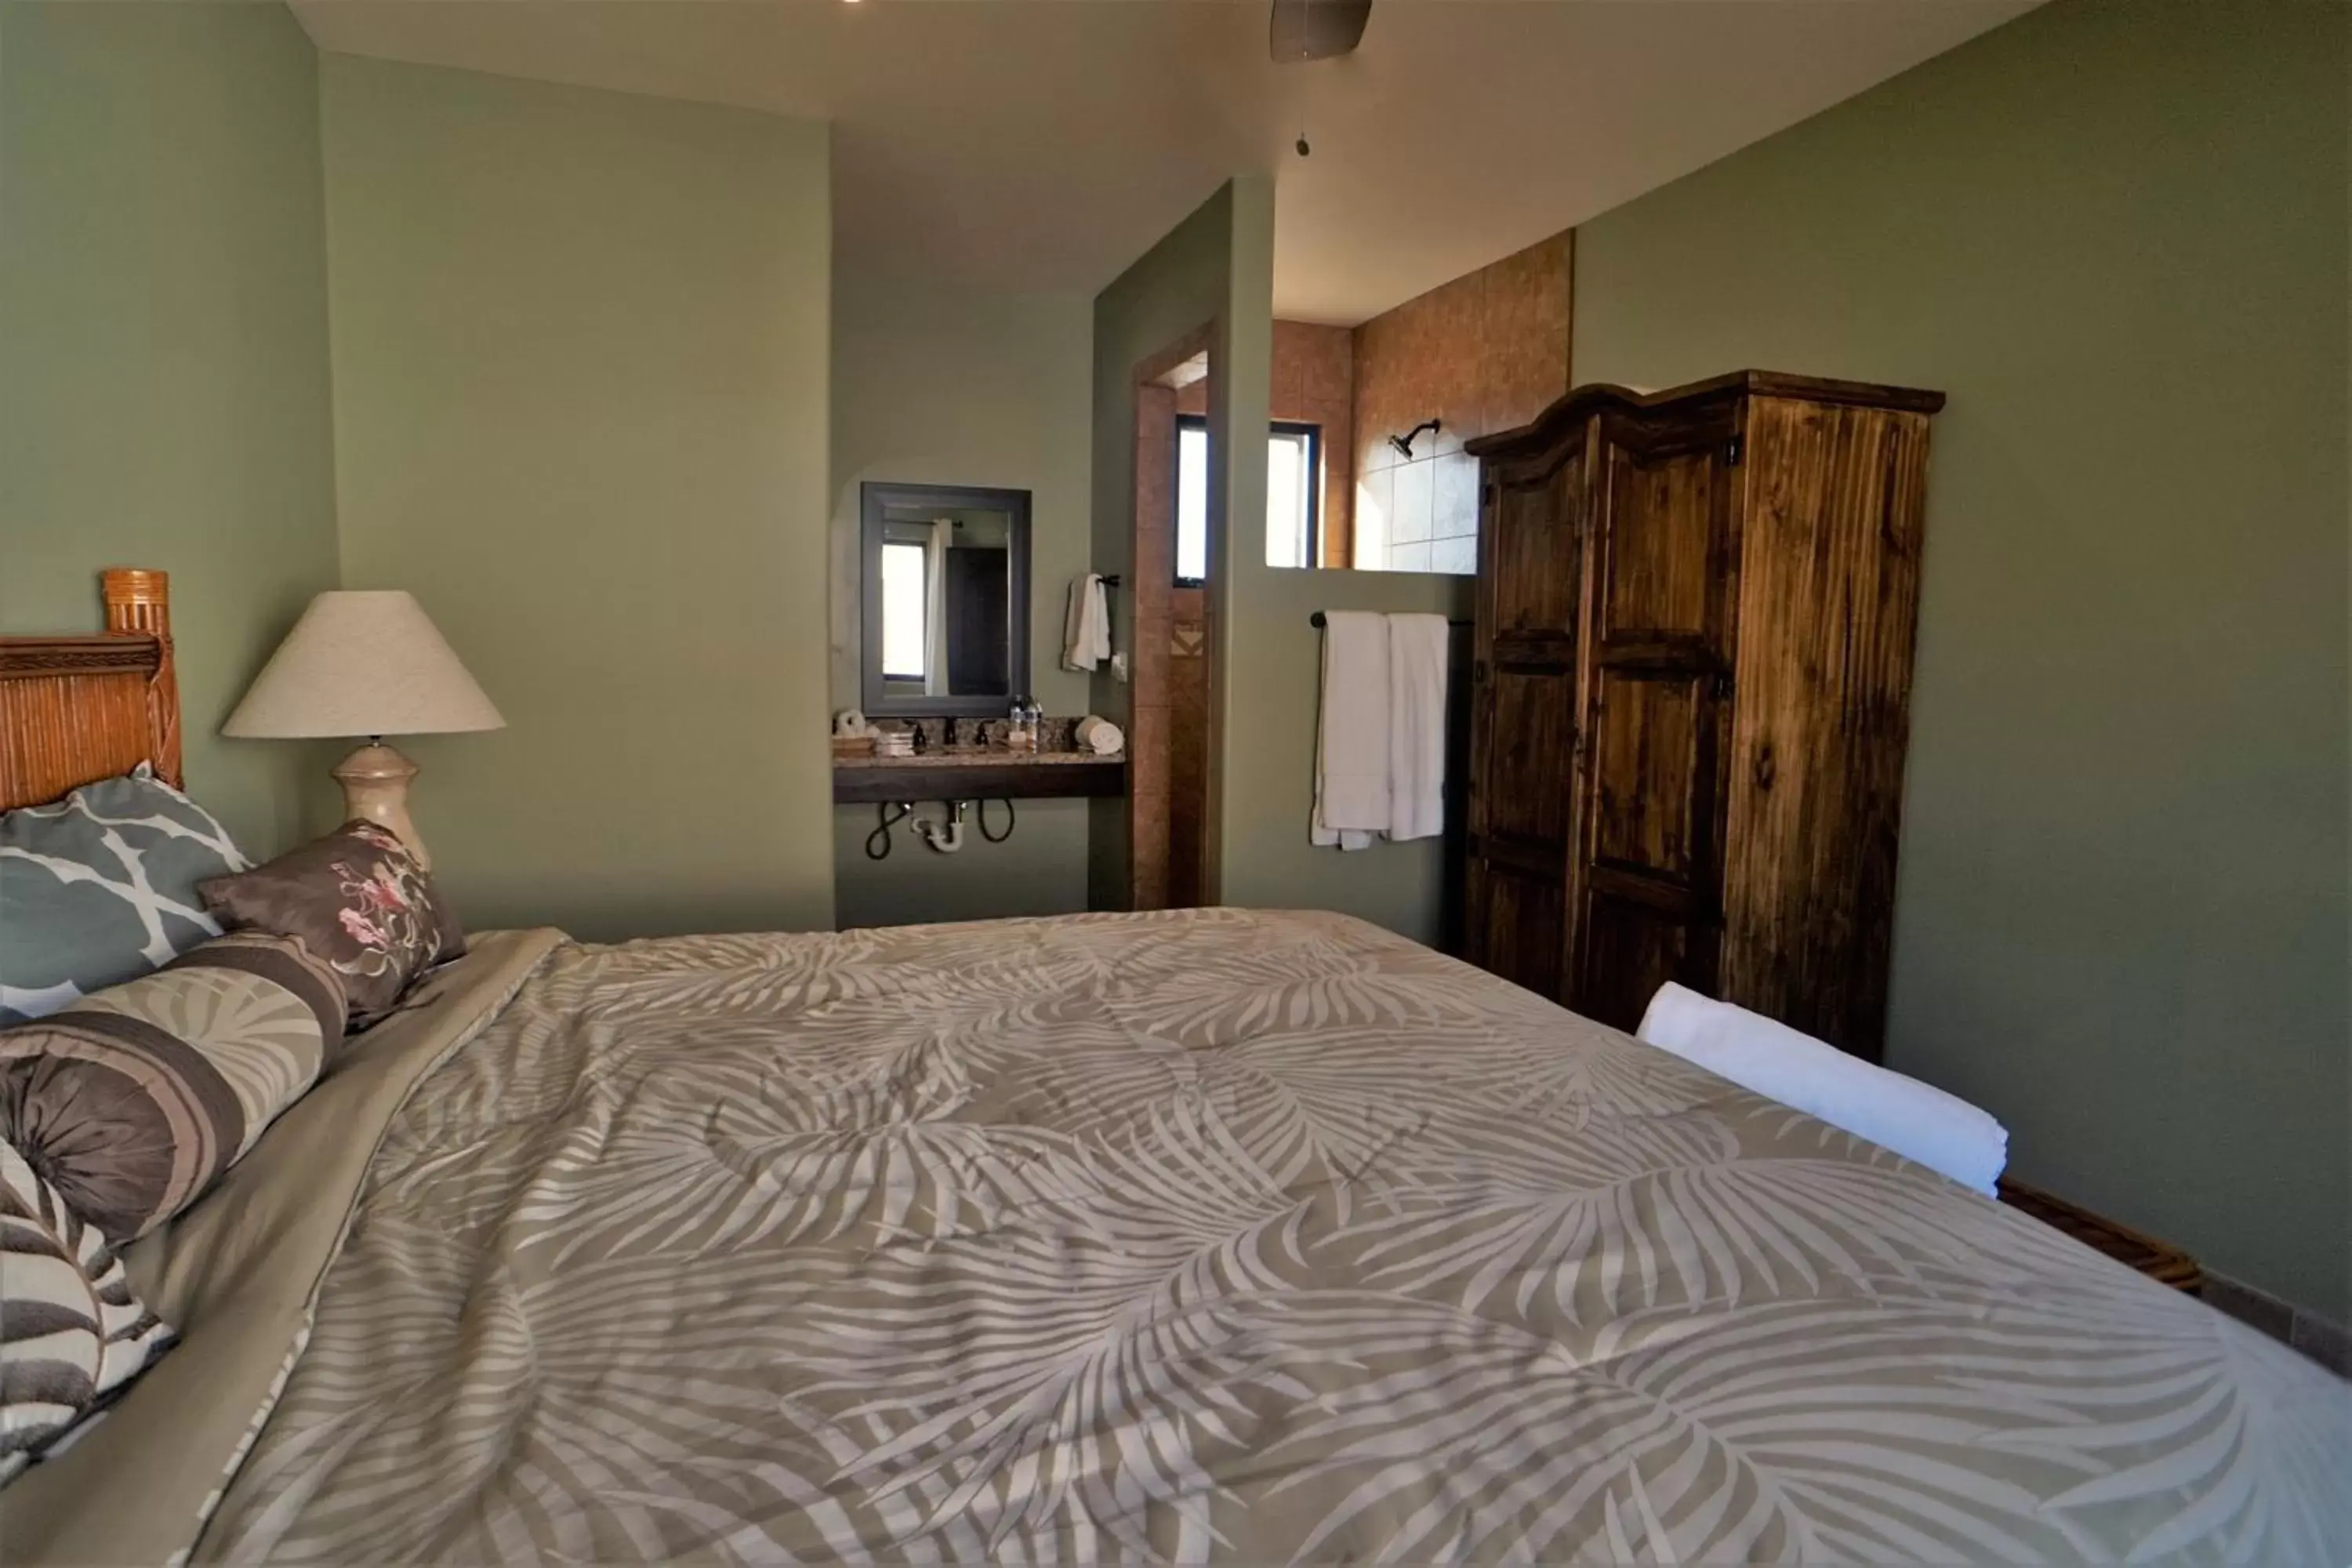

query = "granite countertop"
(833, 749), (1123, 768)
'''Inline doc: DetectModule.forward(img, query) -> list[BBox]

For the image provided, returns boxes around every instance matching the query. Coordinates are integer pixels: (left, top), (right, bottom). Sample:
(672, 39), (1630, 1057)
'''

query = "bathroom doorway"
(1128, 328), (1217, 909)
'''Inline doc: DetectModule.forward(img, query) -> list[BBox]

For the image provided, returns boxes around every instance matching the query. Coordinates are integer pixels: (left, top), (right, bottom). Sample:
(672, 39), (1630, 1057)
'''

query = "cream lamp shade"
(225, 591), (503, 869)
(225, 591), (503, 739)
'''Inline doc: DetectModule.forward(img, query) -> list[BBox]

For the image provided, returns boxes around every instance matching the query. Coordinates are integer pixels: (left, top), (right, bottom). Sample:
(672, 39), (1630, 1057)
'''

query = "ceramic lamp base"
(331, 742), (430, 869)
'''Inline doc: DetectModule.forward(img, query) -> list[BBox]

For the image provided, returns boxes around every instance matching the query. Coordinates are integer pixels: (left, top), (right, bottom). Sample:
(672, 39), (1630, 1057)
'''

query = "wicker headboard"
(0, 568), (182, 811)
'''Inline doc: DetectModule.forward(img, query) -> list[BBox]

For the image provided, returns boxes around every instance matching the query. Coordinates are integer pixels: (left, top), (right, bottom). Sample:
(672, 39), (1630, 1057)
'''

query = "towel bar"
(1308, 612), (1472, 628)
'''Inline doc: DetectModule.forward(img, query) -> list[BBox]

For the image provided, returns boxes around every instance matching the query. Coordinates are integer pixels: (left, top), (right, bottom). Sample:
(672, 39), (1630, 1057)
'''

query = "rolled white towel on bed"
(1074, 715), (1124, 756)
(1636, 982), (2008, 1196)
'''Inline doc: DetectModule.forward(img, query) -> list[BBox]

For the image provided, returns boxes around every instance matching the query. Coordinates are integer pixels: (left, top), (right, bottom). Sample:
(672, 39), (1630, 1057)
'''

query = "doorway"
(1128, 329), (1217, 910)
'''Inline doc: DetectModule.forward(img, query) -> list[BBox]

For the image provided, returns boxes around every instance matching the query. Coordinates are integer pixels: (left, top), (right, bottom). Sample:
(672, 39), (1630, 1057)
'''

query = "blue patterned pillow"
(0, 766), (249, 1024)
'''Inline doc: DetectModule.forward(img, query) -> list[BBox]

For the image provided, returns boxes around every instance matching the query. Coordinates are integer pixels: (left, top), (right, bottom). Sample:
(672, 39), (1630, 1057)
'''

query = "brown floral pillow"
(197, 822), (464, 1028)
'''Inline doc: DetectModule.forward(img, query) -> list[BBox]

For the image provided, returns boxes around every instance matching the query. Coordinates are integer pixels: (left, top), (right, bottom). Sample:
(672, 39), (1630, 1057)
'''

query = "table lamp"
(223, 590), (503, 869)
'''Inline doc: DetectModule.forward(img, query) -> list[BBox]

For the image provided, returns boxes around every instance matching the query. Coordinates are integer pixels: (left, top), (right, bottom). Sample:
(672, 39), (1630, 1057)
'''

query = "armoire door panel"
(1465, 419), (1588, 988)
(1576, 885), (1700, 1034)
(1481, 670), (1575, 850)
(1467, 859), (1566, 1000)
(1595, 400), (1740, 647)
(1485, 437), (1588, 636)
(1588, 670), (1705, 881)
(1599, 450), (1723, 641)
(1565, 400), (1739, 1030)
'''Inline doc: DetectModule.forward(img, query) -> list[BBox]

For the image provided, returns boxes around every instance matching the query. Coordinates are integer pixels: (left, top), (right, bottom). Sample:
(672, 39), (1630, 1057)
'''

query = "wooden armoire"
(1460, 371), (1943, 1062)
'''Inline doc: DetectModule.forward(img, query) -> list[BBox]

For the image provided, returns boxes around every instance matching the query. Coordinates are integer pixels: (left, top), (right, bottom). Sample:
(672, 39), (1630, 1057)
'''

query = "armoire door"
(1568, 397), (1743, 1032)
(1464, 419), (1589, 999)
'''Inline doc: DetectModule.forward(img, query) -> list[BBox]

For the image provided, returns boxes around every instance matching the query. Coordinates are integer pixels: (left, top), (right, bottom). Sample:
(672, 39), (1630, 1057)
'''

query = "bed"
(4, 574), (2348, 1563)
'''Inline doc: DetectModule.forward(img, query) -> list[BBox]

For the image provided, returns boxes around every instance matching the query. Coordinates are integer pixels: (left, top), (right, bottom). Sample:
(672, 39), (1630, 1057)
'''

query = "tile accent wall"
(1272, 322), (1356, 566)
(1129, 379), (1178, 912)
(1350, 230), (1573, 574)
(1178, 321), (1356, 567)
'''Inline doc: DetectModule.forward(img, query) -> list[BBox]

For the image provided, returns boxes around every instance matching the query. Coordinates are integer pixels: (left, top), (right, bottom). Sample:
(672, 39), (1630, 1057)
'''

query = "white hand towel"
(1062, 574), (1111, 672)
(1385, 613), (1448, 843)
(1636, 982), (2009, 1196)
(1074, 715), (1124, 756)
(1312, 611), (1389, 851)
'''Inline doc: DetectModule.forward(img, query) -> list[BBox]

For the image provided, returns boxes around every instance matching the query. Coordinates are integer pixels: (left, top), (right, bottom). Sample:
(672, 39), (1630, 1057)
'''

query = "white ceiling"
(290, 0), (2034, 326)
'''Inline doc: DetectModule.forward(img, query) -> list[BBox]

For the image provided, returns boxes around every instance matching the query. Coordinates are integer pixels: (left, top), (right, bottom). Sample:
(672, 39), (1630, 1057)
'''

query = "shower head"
(1389, 419), (1441, 460)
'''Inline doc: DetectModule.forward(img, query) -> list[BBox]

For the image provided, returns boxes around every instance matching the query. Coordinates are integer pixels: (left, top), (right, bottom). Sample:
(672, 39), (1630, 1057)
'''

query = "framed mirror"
(859, 481), (1033, 718)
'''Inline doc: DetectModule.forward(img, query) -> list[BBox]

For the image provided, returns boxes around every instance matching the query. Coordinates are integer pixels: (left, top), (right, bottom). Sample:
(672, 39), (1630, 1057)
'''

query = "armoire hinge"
(1725, 434), (1744, 467)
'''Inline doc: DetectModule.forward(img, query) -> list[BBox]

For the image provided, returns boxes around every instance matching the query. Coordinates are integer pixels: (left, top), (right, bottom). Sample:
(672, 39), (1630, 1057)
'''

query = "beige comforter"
(21, 910), (2352, 1563)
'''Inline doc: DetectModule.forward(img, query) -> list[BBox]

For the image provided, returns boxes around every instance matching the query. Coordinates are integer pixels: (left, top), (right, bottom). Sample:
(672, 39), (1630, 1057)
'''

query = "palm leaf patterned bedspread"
(200, 909), (2350, 1563)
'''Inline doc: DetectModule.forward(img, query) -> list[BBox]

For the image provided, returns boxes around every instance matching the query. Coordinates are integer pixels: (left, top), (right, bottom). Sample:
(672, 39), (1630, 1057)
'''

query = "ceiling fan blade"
(1270, 0), (1371, 63)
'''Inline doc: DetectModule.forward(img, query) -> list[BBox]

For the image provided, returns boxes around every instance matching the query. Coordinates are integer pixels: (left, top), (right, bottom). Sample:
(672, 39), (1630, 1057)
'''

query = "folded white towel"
(1074, 715), (1124, 756)
(1312, 611), (1389, 851)
(1385, 613), (1447, 843)
(1636, 982), (2009, 1196)
(1062, 574), (1111, 672)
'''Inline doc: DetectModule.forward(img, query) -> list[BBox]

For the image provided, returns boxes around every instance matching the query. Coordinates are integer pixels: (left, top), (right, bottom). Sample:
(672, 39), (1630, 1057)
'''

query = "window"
(1266, 423), (1319, 570)
(1176, 419), (1209, 586)
(1173, 418), (1322, 584)
(880, 539), (927, 677)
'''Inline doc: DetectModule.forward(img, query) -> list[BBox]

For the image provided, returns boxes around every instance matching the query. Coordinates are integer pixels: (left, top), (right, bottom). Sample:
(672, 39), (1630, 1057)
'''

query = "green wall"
(1086, 176), (1475, 945)
(828, 273), (1096, 926)
(1086, 180), (1253, 912)
(0, 2), (341, 856)
(321, 55), (834, 940)
(1215, 183), (1474, 946)
(1572, 0), (2350, 1318)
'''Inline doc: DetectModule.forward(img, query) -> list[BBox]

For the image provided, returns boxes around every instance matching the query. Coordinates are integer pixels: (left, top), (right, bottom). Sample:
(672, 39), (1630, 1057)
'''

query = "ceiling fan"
(1269, 0), (1371, 63)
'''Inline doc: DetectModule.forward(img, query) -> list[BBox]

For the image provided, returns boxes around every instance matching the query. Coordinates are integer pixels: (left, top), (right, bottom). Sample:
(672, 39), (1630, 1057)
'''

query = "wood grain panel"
(1570, 401), (1738, 1016)
(0, 673), (154, 810)
(1480, 670), (1573, 849)
(1463, 414), (1589, 994)
(103, 568), (180, 787)
(1485, 437), (1586, 635)
(1599, 442), (1722, 639)
(1576, 878), (1698, 1035)
(1465, 372), (1939, 1052)
(1465, 858), (1565, 1000)
(1717, 399), (1933, 1059)
(0, 570), (180, 811)
(1588, 670), (1703, 880)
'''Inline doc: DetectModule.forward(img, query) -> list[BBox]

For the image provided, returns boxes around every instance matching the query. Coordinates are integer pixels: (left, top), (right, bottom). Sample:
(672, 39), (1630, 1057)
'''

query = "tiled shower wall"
(1350, 230), (1573, 574)
(1175, 321), (1355, 566)
(1272, 322), (1355, 566)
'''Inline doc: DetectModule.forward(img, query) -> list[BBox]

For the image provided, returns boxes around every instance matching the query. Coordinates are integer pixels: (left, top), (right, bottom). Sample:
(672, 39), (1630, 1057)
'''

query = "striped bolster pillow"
(1, 1137), (176, 1484)
(0, 931), (350, 1243)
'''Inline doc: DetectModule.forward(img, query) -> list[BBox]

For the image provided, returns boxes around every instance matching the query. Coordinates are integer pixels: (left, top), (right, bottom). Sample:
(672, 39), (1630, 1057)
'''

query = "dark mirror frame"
(859, 481), (1033, 719)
